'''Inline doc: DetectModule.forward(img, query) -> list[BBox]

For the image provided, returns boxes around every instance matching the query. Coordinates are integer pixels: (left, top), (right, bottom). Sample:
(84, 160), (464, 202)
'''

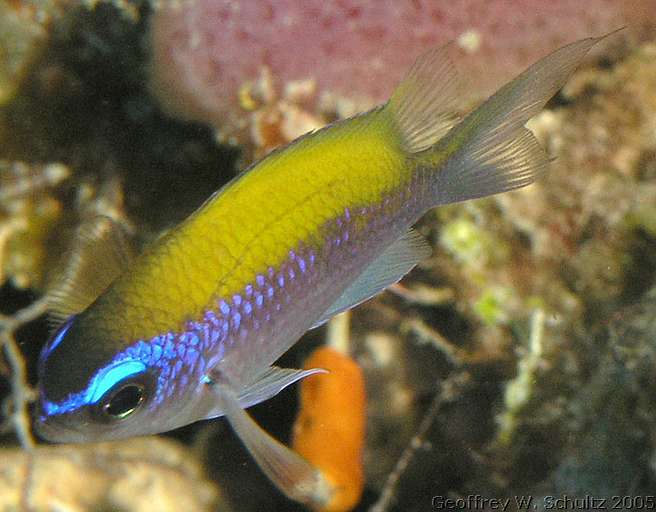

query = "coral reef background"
(149, 0), (656, 148)
(1, 1), (656, 510)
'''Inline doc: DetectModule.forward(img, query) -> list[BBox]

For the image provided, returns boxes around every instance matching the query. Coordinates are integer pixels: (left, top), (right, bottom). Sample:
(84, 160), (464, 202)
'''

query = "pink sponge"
(149, 0), (654, 144)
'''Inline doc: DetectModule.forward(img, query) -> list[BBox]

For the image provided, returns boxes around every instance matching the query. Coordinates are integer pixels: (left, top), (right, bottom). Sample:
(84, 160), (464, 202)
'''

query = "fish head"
(35, 315), (206, 443)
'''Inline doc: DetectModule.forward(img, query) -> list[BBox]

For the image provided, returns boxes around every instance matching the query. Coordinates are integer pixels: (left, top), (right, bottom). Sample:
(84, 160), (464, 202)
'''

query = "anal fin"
(312, 228), (431, 328)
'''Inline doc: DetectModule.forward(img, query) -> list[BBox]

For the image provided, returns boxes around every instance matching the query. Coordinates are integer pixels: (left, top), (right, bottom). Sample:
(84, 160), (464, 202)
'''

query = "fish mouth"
(33, 417), (67, 443)
(33, 418), (69, 443)
(33, 403), (88, 444)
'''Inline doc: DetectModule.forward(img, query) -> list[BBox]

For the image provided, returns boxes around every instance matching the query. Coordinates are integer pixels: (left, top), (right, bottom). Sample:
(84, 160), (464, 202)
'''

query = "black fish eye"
(101, 383), (145, 419)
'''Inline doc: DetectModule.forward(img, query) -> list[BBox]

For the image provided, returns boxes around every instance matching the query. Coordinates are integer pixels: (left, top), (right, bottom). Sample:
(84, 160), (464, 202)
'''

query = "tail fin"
(389, 32), (617, 205)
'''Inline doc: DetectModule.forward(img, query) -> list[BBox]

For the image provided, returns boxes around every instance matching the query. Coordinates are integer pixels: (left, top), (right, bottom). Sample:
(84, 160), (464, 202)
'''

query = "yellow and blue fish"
(36, 35), (608, 507)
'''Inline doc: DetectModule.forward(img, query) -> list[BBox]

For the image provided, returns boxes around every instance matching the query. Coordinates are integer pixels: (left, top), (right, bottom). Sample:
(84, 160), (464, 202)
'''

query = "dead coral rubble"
(0, 437), (223, 511)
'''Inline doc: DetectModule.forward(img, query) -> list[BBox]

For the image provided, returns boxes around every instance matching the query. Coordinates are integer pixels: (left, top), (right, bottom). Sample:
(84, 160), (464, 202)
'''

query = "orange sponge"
(292, 346), (366, 512)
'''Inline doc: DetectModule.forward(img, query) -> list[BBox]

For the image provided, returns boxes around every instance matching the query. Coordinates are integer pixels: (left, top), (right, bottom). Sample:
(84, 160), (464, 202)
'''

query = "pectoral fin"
(201, 366), (327, 420)
(236, 366), (327, 408)
(311, 228), (431, 328)
(207, 371), (333, 508)
(46, 216), (133, 328)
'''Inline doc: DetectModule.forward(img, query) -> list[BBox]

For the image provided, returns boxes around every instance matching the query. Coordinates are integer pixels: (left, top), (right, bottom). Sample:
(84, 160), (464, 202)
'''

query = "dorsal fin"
(47, 216), (134, 328)
(388, 42), (465, 153)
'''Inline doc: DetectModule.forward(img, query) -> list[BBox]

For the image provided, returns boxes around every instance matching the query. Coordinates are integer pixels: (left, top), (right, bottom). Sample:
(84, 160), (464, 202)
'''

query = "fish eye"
(87, 360), (154, 422)
(101, 383), (145, 419)
(95, 375), (150, 421)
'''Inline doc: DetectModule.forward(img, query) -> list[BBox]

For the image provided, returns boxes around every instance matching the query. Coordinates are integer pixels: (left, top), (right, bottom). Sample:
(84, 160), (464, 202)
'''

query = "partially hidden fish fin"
(388, 42), (465, 153)
(46, 216), (134, 329)
(400, 34), (613, 205)
(236, 366), (327, 409)
(311, 228), (431, 329)
(207, 369), (334, 508)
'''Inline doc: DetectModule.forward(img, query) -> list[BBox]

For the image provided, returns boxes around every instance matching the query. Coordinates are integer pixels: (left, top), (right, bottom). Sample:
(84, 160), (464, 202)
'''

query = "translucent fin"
(236, 366), (327, 409)
(46, 216), (133, 328)
(433, 127), (550, 203)
(428, 34), (609, 204)
(388, 43), (464, 153)
(207, 374), (334, 508)
(312, 228), (431, 328)
(465, 36), (606, 148)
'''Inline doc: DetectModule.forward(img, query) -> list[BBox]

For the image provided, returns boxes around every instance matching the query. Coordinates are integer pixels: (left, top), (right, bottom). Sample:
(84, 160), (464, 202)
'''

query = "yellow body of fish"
(90, 107), (410, 342)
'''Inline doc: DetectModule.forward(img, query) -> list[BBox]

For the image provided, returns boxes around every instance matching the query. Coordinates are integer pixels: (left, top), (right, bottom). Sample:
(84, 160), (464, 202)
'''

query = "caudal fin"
(389, 32), (619, 205)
